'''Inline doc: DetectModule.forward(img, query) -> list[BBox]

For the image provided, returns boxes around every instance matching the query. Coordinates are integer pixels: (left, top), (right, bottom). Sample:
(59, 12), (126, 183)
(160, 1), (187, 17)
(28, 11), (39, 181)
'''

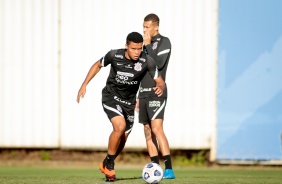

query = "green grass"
(0, 166), (281, 184)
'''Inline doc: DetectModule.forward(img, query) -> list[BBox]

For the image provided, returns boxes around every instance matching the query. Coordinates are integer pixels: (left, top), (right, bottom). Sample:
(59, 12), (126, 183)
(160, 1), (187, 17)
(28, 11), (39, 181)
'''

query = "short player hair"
(144, 13), (160, 26)
(126, 32), (143, 44)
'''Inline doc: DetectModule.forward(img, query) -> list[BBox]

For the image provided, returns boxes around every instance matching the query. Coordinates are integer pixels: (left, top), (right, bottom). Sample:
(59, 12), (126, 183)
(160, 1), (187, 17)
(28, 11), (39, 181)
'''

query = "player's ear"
(154, 25), (159, 31)
(125, 44), (128, 49)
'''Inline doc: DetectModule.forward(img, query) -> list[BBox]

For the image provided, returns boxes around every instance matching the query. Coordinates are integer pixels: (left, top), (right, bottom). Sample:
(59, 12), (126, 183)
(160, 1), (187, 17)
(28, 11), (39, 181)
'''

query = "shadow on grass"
(116, 176), (141, 181)
(97, 176), (141, 183)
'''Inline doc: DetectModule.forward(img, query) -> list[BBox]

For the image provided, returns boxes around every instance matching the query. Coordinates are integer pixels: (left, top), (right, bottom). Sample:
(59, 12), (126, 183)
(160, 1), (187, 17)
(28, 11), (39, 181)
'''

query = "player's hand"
(77, 85), (86, 103)
(153, 87), (163, 97)
(143, 33), (151, 46)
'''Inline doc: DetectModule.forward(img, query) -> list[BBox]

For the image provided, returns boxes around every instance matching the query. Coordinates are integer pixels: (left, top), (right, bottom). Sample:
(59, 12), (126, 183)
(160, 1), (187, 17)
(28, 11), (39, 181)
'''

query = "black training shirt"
(100, 49), (159, 105)
(139, 34), (171, 98)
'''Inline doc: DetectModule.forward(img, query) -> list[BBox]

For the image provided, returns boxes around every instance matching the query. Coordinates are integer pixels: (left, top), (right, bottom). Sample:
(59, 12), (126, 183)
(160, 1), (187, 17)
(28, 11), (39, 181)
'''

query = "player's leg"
(100, 116), (126, 181)
(150, 119), (169, 154)
(151, 119), (175, 179)
(114, 102), (135, 159)
(139, 97), (160, 164)
(108, 116), (127, 155)
(148, 97), (175, 179)
(144, 123), (160, 164)
(100, 101), (127, 181)
(114, 132), (129, 159)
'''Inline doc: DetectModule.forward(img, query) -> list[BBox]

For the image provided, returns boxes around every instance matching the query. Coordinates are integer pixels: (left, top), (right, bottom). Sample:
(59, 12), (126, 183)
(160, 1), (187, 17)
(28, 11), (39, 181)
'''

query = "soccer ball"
(142, 163), (163, 184)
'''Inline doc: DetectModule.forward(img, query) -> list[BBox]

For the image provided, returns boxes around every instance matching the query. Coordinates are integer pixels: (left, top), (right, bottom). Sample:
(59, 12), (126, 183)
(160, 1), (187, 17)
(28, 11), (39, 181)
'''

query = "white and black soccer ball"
(142, 163), (163, 184)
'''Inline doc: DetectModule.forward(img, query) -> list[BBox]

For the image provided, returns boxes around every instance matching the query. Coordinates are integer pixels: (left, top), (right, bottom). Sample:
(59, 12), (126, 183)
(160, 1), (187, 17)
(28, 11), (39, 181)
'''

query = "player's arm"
(144, 38), (171, 69)
(135, 86), (140, 112)
(146, 55), (166, 96)
(76, 60), (102, 103)
(135, 98), (139, 112)
(153, 76), (165, 97)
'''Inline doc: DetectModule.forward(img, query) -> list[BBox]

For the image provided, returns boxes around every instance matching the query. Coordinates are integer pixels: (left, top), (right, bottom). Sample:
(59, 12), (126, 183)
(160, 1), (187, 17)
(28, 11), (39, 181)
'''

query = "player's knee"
(144, 126), (152, 140)
(144, 125), (151, 134)
(113, 124), (126, 134)
(151, 126), (164, 136)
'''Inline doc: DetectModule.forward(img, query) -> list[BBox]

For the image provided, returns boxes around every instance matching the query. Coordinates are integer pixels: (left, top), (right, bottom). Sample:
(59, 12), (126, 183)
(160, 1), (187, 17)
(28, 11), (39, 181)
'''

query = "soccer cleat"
(163, 169), (176, 179)
(99, 160), (106, 174)
(99, 160), (116, 181)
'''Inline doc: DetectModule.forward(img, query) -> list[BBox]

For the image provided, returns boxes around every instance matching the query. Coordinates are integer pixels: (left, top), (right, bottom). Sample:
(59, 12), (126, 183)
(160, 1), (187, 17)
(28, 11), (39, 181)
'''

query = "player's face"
(125, 42), (143, 60)
(143, 21), (158, 37)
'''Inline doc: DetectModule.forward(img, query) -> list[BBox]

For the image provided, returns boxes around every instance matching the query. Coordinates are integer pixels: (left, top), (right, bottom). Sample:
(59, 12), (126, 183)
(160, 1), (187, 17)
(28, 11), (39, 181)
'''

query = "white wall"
(0, 0), (218, 150)
(0, 0), (59, 147)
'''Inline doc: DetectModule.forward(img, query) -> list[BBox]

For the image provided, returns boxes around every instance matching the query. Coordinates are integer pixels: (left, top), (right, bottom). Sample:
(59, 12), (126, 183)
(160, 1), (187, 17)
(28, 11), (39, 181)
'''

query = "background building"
(0, 0), (281, 164)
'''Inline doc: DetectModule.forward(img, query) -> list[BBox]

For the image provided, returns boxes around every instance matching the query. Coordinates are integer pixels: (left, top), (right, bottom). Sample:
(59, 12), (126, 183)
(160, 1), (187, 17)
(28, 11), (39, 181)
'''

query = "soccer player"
(136, 13), (176, 179)
(76, 32), (165, 182)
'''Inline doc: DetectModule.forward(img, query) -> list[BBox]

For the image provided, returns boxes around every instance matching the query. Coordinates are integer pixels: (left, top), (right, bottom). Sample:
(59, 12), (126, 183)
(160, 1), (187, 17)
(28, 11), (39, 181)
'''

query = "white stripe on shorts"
(125, 127), (133, 134)
(103, 103), (123, 116)
(151, 100), (166, 120)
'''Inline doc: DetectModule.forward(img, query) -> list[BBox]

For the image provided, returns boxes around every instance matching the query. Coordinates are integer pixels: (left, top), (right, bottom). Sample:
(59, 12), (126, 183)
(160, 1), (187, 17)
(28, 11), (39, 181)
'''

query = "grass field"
(0, 166), (281, 184)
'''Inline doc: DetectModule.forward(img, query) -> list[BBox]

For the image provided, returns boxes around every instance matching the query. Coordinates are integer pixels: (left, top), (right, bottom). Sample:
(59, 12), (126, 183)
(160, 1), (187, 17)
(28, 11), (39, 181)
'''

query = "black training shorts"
(138, 96), (167, 124)
(102, 99), (135, 133)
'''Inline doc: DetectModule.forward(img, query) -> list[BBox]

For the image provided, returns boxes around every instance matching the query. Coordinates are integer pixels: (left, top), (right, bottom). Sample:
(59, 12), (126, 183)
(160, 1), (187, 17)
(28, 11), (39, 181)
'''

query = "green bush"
(41, 150), (51, 161)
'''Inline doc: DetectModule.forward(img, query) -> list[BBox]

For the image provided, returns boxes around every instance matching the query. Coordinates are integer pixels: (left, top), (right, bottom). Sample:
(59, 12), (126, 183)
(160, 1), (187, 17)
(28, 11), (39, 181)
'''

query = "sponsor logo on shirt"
(115, 54), (123, 59)
(115, 74), (138, 85)
(125, 64), (132, 69)
(140, 87), (152, 92)
(117, 71), (134, 77)
(114, 96), (132, 105)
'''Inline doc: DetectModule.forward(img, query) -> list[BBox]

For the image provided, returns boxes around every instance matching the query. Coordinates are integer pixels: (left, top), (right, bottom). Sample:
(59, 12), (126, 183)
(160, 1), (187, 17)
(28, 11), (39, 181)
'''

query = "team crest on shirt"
(152, 42), (158, 50)
(134, 62), (142, 71)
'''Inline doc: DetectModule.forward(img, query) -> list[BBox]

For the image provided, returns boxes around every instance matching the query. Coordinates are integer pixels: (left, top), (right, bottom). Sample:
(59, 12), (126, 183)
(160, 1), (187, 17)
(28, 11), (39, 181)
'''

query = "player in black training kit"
(77, 32), (165, 182)
(136, 13), (175, 179)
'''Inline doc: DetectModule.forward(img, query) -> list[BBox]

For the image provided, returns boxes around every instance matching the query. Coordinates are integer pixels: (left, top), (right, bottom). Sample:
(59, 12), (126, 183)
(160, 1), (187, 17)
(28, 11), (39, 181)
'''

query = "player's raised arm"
(77, 60), (103, 103)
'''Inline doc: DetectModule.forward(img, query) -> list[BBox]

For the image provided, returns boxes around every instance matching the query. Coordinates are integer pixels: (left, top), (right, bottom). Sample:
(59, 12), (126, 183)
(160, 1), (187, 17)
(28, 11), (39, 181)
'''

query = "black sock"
(105, 154), (115, 164)
(163, 155), (172, 169)
(150, 156), (160, 164)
